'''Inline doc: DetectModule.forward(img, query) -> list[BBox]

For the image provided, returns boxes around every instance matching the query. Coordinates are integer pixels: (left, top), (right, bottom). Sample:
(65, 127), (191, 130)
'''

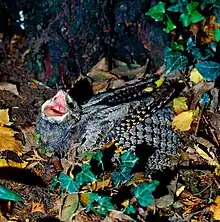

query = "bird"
(36, 77), (182, 172)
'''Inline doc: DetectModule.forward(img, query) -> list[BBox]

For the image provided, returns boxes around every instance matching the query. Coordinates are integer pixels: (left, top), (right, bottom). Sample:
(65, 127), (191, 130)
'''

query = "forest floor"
(0, 57), (220, 222)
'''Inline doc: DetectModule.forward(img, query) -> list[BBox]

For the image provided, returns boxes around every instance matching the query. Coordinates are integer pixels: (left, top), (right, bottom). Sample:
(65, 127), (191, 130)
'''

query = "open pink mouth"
(44, 91), (67, 117)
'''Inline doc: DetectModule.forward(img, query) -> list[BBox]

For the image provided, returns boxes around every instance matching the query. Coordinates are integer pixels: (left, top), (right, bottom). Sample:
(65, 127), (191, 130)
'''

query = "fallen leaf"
(176, 185), (185, 197)
(31, 202), (45, 214)
(173, 97), (188, 114)
(0, 83), (19, 96)
(143, 87), (154, 92)
(0, 126), (23, 152)
(60, 193), (79, 221)
(92, 81), (109, 94)
(190, 68), (203, 84)
(195, 145), (219, 167)
(210, 196), (220, 220)
(172, 110), (194, 131)
(91, 178), (111, 191)
(0, 109), (10, 125)
(121, 199), (129, 207)
(155, 77), (165, 88)
(0, 159), (28, 168)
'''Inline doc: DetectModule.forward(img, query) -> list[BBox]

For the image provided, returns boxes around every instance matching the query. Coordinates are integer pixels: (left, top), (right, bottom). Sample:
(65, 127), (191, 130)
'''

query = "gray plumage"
(36, 78), (181, 171)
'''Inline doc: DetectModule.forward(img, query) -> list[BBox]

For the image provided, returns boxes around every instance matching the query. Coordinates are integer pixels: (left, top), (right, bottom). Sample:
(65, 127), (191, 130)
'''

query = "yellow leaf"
(190, 68), (203, 84)
(0, 126), (23, 152)
(172, 110), (194, 131)
(0, 159), (28, 168)
(22, 49), (31, 57)
(173, 97), (188, 114)
(80, 193), (90, 206)
(176, 185), (185, 197)
(155, 77), (165, 88)
(195, 145), (219, 167)
(121, 199), (129, 207)
(0, 109), (10, 125)
(143, 87), (153, 92)
(210, 196), (220, 220)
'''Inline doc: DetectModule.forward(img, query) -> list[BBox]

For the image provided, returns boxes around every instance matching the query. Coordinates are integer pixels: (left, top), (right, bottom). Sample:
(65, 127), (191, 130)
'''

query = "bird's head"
(41, 90), (81, 124)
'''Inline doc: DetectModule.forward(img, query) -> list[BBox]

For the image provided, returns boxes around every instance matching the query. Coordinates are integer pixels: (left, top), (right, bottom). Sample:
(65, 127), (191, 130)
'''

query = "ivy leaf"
(186, 37), (196, 50)
(165, 52), (188, 74)
(212, 2), (220, 23)
(112, 167), (133, 184)
(146, 2), (166, 22)
(200, 93), (210, 107)
(121, 151), (139, 168)
(0, 185), (23, 202)
(165, 19), (176, 33)
(171, 42), (184, 51)
(167, 1), (187, 12)
(75, 164), (97, 186)
(213, 28), (220, 42)
(58, 173), (79, 193)
(93, 150), (103, 166)
(180, 2), (205, 26)
(134, 181), (159, 207)
(87, 193), (114, 216)
(195, 61), (220, 81)
(125, 204), (136, 214)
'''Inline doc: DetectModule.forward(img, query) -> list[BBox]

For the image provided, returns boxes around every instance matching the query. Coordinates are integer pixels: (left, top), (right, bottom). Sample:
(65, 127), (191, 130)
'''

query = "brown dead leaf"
(109, 79), (126, 89)
(92, 81), (109, 94)
(20, 125), (38, 151)
(0, 216), (7, 222)
(91, 178), (112, 191)
(190, 24), (199, 36)
(0, 126), (23, 152)
(0, 109), (10, 125)
(91, 58), (109, 72)
(205, 111), (220, 142)
(104, 210), (134, 222)
(201, 16), (220, 43)
(189, 81), (214, 110)
(31, 202), (45, 214)
(0, 83), (19, 96)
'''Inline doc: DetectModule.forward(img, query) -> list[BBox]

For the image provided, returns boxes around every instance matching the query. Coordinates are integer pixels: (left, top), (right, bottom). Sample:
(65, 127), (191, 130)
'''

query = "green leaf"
(0, 185), (23, 202)
(186, 37), (196, 50)
(165, 19), (176, 33)
(213, 2), (220, 23)
(87, 193), (114, 216)
(171, 42), (184, 51)
(134, 181), (159, 207)
(125, 204), (136, 214)
(93, 150), (103, 165)
(180, 2), (205, 26)
(213, 28), (220, 42)
(195, 61), (220, 81)
(146, 2), (166, 22)
(187, 2), (199, 13)
(112, 167), (133, 184)
(50, 176), (60, 191)
(200, 93), (210, 107)
(121, 151), (139, 168)
(167, 1), (187, 12)
(165, 52), (188, 74)
(75, 164), (97, 186)
(58, 173), (79, 193)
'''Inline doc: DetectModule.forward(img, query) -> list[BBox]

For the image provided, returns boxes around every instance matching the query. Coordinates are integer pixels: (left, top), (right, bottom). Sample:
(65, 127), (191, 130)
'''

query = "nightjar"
(36, 78), (182, 171)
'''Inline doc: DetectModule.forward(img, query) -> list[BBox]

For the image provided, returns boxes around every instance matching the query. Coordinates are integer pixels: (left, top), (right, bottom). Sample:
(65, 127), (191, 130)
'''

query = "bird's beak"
(43, 90), (68, 117)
